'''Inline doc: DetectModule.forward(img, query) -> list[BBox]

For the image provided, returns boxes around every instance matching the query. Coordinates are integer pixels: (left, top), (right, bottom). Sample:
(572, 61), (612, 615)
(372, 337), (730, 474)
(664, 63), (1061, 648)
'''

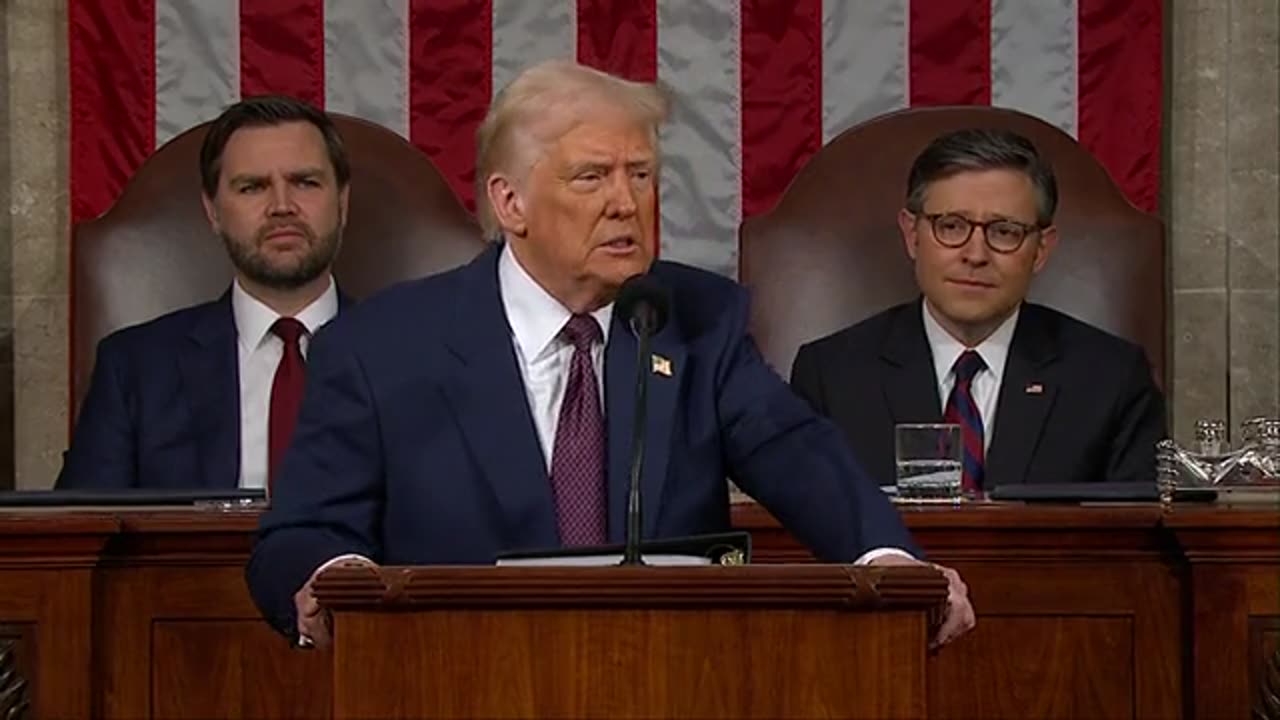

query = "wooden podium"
(311, 563), (947, 719)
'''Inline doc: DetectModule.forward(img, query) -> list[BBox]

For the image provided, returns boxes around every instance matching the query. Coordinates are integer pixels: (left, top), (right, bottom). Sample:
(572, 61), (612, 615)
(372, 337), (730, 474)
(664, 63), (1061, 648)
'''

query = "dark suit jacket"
(247, 244), (917, 636)
(790, 300), (1166, 488)
(58, 290), (347, 490)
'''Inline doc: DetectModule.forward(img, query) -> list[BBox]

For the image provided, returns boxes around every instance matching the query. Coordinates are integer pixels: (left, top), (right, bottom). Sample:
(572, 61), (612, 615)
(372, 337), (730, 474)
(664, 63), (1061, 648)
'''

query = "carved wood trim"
(0, 640), (29, 720)
(313, 563), (948, 612)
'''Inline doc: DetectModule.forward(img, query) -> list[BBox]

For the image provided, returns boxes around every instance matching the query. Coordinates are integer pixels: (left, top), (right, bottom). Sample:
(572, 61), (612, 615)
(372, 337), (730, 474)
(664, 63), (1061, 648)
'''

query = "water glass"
(895, 423), (963, 502)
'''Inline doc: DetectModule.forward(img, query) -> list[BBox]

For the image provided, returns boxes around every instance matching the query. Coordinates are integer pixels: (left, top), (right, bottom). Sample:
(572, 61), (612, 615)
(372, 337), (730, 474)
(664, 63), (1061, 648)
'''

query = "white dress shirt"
(232, 278), (339, 489)
(921, 300), (1019, 452)
(498, 245), (613, 469)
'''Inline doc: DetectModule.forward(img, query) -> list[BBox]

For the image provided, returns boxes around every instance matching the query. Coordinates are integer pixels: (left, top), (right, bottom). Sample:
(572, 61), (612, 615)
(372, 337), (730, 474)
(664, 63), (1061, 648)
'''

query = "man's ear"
(201, 193), (221, 234)
(1032, 224), (1058, 274)
(337, 184), (351, 231)
(898, 208), (920, 261)
(486, 173), (527, 237)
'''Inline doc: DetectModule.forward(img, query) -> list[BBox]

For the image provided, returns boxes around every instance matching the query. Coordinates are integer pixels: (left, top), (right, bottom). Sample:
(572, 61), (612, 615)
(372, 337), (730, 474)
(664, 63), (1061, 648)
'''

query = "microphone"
(614, 274), (672, 566)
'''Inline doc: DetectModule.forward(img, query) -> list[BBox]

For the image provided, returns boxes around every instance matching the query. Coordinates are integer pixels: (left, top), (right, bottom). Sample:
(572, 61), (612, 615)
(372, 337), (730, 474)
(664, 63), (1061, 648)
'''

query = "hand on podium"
(867, 554), (974, 649)
(294, 555), (377, 649)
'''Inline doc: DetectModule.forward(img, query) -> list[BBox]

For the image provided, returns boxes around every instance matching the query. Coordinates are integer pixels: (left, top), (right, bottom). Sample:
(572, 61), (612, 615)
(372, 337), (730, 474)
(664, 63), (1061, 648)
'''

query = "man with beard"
(57, 95), (349, 491)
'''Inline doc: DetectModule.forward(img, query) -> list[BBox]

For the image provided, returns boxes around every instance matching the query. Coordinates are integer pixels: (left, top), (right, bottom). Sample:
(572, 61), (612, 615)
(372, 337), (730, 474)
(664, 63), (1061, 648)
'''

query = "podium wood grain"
(314, 564), (946, 720)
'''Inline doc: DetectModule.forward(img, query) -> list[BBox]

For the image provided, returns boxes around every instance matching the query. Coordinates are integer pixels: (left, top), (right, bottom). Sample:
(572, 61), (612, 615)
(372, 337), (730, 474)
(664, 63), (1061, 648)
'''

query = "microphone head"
(616, 274), (671, 336)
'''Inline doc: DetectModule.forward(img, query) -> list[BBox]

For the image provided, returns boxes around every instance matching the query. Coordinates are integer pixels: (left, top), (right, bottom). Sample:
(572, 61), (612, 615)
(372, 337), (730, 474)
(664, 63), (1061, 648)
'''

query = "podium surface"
(313, 564), (946, 719)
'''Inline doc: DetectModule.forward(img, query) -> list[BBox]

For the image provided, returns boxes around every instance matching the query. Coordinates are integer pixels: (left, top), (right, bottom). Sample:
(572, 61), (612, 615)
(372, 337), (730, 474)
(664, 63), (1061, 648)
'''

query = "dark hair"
(905, 128), (1058, 226)
(199, 95), (350, 196)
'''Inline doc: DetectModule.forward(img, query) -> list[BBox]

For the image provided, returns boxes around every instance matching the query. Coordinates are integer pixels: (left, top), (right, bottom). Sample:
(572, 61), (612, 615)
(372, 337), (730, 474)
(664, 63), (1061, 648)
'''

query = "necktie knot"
(953, 350), (987, 384)
(561, 314), (601, 351)
(271, 317), (308, 347)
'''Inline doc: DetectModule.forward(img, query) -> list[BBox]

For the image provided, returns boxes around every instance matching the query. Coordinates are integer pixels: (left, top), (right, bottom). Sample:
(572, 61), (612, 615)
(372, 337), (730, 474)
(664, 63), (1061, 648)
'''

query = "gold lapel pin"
(651, 354), (673, 377)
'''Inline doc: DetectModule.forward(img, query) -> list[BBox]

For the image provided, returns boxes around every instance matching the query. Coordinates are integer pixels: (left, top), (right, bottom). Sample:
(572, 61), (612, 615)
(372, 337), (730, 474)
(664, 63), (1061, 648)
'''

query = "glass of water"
(895, 423), (963, 502)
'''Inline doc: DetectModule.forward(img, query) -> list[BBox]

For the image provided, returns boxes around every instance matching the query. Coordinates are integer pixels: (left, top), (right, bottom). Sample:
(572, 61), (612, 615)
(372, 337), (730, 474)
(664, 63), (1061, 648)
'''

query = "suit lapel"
(879, 302), (945, 425)
(986, 308), (1059, 486)
(439, 245), (560, 548)
(605, 316), (686, 543)
(178, 295), (240, 489)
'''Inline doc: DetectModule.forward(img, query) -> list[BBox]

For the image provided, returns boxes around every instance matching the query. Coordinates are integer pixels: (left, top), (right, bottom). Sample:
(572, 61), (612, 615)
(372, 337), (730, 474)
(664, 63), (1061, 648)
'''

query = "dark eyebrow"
(227, 173), (267, 187)
(227, 168), (328, 186)
(286, 167), (327, 181)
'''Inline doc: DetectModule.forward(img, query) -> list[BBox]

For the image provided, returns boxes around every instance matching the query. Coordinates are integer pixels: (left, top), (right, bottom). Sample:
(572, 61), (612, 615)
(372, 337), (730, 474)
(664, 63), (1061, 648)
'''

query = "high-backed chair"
(740, 106), (1165, 386)
(71, 114), (486, 419)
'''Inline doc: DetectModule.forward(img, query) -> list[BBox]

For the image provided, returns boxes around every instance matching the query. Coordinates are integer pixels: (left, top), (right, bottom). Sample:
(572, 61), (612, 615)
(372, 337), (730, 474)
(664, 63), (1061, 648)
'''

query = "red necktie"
(268, 317), (308, 488)
(943, 350), (987, 492)
(549, 314), (607, 545)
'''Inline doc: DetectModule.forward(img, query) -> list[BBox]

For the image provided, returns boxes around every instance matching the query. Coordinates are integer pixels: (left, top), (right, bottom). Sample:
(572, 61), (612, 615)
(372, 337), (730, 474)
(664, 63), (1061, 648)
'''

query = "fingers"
(297, 609), (332, 649)
(293, 581), (332, 650)
(930, 564), (976, 649)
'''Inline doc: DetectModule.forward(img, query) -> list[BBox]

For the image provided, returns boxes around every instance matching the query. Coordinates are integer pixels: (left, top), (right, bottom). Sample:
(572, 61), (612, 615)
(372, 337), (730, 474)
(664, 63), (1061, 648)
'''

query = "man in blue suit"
(58, 96), (350, 491)
(247, 61), (974, 649)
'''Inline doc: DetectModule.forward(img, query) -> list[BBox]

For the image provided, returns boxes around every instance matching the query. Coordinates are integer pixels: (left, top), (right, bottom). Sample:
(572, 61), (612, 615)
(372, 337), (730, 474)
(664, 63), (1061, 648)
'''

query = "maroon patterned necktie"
(268, 317), (308, 489)
(549, 314), (607, 545)
(943, 349), (987, 492)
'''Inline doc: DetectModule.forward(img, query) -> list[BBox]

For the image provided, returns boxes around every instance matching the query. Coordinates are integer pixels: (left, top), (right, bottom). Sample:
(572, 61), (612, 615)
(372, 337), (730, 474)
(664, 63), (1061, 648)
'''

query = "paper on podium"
(494, 531), (751, 567)
(497, 553), (711, 567)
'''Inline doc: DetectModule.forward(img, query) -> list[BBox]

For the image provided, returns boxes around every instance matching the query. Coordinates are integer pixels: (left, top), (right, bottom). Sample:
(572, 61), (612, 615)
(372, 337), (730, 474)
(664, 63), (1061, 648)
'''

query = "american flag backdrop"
(70, 0), (1162, 278)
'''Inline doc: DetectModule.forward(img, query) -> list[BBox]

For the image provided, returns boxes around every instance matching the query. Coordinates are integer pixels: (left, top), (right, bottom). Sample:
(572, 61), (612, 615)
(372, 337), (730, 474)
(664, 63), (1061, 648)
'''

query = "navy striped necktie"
(944, 350), (987, 491)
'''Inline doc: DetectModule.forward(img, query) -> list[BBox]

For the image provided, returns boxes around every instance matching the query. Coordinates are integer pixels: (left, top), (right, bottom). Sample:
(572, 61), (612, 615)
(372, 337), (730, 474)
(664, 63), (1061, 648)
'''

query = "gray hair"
(474, 60), (670, 239)
(905, 128), (1058, 227)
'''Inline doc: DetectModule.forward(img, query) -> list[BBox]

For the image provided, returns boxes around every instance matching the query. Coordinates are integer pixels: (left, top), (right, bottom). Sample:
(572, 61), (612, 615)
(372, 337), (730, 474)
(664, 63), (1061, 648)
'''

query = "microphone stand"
(621, 318), (652, 566)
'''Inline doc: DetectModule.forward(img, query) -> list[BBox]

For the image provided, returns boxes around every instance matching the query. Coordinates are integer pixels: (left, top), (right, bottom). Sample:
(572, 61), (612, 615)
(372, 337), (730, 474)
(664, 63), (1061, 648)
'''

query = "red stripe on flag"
(409, 0), (491, 212)
(69, 0), (155, 224)
(577, 0), (657, 81)
(908, 0), (991, 105)
(240, 0), (325, 106)
(741, 0), (823, 218)
(1078, 0), (1163, 213)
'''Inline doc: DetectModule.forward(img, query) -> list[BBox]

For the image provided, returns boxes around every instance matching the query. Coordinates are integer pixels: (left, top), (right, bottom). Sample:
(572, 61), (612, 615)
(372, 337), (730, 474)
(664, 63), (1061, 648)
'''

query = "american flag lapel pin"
(651, 354), (673, 377)
(1025, 382), (1044, 395)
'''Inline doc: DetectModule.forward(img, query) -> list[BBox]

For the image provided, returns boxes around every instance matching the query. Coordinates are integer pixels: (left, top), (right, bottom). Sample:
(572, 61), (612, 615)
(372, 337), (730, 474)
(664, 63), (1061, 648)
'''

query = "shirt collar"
(231, 276), (339, 352)
(922, 299), (1019, 385)
(498, 243), (614, 362)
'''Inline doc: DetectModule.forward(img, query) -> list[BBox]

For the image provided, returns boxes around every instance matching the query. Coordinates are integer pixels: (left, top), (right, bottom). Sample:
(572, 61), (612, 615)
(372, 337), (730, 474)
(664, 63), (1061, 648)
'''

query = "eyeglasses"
(919, 212), (1043, 254)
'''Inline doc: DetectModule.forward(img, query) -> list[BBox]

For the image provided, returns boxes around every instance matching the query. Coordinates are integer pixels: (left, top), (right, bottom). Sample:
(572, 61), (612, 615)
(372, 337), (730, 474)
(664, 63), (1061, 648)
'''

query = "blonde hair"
(474, 60), (670, 239)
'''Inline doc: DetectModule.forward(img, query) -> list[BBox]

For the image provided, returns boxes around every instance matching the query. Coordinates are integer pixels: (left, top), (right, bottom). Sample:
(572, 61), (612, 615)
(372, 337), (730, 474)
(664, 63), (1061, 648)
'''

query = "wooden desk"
(0, 502), (1275, 719)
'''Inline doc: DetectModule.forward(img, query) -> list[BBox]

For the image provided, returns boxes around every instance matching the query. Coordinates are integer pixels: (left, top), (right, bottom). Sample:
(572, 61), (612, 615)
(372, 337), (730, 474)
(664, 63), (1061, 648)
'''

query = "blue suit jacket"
(58, 290), (348, 490)
(247, 245), (917, 635)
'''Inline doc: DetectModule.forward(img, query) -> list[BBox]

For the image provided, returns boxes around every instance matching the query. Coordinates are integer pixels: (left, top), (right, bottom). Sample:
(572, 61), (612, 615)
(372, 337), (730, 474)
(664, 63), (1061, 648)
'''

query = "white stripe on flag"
(822, 0), (908, 142)
(657, 0), (741, 278)
(991, 0), (1078, 136)
(491, 0), (577, 99)
(155, 0), (238, 147)
(324, 0), (410, 137)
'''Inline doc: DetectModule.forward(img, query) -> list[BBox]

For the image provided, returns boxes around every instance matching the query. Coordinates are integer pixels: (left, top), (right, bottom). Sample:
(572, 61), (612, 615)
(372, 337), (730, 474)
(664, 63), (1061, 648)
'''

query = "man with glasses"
(790, 128), (1165, 491)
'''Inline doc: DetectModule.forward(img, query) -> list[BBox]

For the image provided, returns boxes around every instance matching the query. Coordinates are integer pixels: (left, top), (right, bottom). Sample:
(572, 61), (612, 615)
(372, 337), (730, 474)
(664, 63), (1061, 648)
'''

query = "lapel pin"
(1025, 382), (1044, 395)
(651, 354), (673, 377)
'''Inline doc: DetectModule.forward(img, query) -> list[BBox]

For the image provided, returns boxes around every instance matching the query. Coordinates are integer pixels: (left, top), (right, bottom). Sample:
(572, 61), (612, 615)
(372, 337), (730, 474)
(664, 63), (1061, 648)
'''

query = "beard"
(222, 221), (342, 290)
